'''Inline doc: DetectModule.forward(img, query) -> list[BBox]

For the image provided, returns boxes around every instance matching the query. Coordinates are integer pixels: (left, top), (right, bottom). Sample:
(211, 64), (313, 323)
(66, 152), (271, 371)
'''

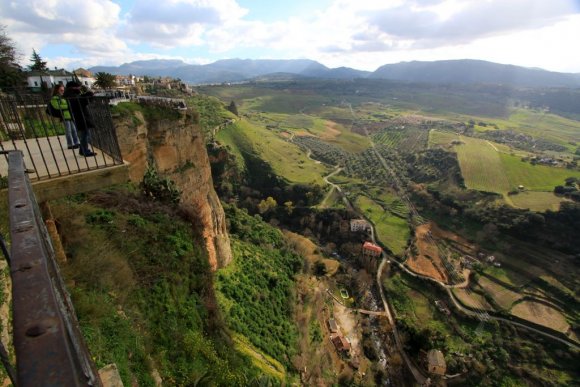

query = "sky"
(1, 0), (580, 73)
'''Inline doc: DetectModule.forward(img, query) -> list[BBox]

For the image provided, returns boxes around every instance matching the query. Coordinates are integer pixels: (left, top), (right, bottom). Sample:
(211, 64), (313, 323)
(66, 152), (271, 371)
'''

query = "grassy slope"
(217, 119), (329, 185)
(50, 189), (257, 386)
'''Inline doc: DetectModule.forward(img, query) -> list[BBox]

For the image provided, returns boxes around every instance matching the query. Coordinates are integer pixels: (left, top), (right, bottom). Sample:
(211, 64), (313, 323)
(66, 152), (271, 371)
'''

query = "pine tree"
(28, 49), (48, 72)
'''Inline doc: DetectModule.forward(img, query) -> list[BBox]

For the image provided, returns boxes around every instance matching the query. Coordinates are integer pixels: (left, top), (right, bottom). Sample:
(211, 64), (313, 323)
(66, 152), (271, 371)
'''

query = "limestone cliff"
(113, 108), (232, 270)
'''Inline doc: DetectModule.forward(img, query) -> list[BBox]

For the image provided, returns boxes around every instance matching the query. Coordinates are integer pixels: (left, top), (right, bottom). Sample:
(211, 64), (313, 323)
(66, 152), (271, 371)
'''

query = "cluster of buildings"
(24, 68), (192, 93)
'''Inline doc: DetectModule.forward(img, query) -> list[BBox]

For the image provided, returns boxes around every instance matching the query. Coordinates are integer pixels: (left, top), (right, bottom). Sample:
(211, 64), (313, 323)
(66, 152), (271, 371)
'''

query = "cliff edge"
(113, 106), (232, 270)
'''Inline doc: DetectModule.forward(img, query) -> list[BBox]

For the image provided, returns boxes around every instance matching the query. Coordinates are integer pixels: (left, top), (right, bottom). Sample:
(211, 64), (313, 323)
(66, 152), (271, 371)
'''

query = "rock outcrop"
(114, 108), (232, 270)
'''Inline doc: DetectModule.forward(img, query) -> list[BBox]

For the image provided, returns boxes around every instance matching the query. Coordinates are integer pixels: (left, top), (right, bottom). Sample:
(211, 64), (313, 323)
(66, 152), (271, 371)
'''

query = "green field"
(508, 191), (570, 211)
(430, 130), (580, 208)
(442, 133), (512, 193)
(499, 152), (580, 191)
(354, 195), (409, 255)
(217, 119), (329, 184)
(506, 109), (580, 152)
(431, 108), (580, 155)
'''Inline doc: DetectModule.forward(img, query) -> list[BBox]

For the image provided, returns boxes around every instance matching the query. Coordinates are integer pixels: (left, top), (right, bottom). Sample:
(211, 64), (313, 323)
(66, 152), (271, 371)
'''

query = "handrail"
(7, 150), (102, 386)
(1, 93), (124, 182)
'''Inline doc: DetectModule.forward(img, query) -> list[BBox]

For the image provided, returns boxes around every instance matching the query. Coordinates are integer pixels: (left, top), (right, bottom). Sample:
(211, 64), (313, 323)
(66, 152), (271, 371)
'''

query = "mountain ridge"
(89, 58), (580, 88)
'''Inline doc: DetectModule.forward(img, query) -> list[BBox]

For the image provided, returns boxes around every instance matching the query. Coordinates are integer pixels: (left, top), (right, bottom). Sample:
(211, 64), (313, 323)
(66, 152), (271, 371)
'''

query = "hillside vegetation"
(50, 188), (262, 385)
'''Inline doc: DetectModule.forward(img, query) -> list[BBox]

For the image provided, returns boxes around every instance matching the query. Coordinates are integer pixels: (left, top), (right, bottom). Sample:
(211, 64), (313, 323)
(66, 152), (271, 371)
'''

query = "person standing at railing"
(64, 81), (96, 157)
(51, 84), (80, 150)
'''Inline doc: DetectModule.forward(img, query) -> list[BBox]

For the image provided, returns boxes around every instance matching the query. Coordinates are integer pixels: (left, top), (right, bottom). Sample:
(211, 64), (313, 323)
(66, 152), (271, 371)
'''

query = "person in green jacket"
(51, 84), (80, 149)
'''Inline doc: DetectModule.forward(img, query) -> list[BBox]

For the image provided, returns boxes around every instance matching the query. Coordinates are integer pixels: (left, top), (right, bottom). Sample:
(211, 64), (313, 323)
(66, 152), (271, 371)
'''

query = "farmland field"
(354, 195), (410, 255)
(429, 130), (580, 207)
(452, 289), (494, 310)
(481, 265), (528, 288)
(499, 152), (580, 191)
(450, 135), (512, 193)
(508, 191), (571, 211)
(506, 109), (580, 152)
(477, 277), (522, 310)
(372, 126), (429, 152)
(511, 301), (570, 333)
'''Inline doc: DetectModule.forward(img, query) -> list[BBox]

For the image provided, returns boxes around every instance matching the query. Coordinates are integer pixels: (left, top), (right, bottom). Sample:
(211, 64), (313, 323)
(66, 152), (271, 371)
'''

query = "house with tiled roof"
(362, 241), (382, 257)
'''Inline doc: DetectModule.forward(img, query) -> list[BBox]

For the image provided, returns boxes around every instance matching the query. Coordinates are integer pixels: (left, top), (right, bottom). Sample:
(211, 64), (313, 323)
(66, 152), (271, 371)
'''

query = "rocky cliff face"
(114, 108), (232, 270)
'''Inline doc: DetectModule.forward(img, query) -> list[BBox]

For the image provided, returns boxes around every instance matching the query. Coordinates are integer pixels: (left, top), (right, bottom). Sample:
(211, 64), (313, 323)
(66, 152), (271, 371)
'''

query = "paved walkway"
(1, 135), (116, 181)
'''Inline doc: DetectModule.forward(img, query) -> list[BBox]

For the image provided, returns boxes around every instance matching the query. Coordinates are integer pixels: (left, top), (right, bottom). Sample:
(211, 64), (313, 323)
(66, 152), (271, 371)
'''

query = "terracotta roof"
(363, 241), (382, 253)
(331, 335), (351, 351)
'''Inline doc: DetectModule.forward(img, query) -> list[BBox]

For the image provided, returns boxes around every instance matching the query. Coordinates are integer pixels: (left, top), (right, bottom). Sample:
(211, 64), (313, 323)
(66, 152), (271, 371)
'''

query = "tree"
(313, 261), (327, 276)
(0, 25), (24, 89)
(257, 196), (277, 214)
(93, 72), (117, 90)
(28, 49), (48, 72)
(283, 200), (294, 215)
(227, 100), (239, 116)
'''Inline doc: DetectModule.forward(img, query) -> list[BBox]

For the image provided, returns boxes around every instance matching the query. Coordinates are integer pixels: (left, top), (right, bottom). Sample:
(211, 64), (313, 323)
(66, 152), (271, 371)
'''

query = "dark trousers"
(78, 129), (91, 155)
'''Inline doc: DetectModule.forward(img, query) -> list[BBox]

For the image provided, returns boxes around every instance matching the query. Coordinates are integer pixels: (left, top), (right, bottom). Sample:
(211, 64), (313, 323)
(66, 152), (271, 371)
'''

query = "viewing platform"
(0, 94), (129, 201)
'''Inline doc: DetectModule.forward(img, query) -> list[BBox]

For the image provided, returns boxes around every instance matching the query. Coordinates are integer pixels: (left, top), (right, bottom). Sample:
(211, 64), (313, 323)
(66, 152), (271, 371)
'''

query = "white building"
(350, 219), (370, 232)
(26, 69), (96, 90)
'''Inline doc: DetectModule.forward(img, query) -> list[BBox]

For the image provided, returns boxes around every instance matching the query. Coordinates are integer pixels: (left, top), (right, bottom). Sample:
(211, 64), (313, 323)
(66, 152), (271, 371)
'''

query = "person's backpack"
(46, 101), (63, 118)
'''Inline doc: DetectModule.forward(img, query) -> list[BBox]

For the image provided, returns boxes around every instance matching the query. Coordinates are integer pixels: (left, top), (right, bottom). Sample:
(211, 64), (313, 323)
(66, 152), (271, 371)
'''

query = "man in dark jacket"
(63, 80), (96, 157)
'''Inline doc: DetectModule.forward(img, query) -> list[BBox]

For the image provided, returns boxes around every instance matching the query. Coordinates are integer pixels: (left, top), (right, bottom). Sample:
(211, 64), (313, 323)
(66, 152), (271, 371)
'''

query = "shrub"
(140, 166), (181, 204)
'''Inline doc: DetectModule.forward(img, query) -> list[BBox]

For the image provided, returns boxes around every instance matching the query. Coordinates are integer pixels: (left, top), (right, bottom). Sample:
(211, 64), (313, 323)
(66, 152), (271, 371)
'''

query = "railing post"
(7, 150), (102, 386)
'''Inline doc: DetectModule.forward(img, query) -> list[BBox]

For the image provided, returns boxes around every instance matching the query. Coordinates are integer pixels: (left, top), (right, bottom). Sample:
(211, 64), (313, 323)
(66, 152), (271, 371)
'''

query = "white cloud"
(1, 0), (579, 73)
(362, 0), (578, 48)
(122, 0), (248, 47)
(0, 0), (126, 61)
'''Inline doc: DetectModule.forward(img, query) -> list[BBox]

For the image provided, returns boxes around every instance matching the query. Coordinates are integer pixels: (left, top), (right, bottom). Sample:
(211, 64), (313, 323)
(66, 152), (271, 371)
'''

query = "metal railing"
(0, 93), (123, 181)
(3, 150), (102, 386)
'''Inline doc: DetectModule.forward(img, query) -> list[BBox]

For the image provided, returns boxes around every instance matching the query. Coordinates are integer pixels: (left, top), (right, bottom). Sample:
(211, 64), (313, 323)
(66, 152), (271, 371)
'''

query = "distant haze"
(89, 58), (580, 88)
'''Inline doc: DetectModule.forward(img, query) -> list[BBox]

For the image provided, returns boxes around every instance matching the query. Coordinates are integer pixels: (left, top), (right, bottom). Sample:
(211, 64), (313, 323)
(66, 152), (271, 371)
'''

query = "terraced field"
(477, 276), (522, 310)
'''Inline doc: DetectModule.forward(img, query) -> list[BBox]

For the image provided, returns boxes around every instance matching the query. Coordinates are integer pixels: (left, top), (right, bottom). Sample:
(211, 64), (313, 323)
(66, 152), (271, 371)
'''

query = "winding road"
(299, 101), (579, 386)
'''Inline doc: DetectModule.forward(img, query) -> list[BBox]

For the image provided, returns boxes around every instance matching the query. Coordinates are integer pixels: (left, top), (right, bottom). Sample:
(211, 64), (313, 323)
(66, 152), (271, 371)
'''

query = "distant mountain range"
(89, 59), (580, 88)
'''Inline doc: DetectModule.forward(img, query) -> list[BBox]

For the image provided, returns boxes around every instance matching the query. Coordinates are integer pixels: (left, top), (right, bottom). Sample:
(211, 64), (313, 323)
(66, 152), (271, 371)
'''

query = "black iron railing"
(0, 93), (123, 181)
(3, 150), (102, 386)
